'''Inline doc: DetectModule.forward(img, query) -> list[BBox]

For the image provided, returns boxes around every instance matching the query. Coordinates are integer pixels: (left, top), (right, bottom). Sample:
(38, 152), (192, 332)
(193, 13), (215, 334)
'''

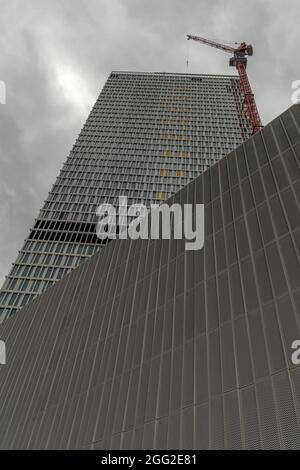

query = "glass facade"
(0, 71), (250, 321)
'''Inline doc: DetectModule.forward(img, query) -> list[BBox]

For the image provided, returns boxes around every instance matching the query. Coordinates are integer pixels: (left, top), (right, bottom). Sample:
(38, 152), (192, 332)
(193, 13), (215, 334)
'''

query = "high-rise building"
(0, 105), (299, 449)
(0, 71), (250, 321)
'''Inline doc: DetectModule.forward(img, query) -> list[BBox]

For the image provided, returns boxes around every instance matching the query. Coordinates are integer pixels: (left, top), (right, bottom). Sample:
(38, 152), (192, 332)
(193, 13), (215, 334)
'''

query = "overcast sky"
(0, 0), (299, 286)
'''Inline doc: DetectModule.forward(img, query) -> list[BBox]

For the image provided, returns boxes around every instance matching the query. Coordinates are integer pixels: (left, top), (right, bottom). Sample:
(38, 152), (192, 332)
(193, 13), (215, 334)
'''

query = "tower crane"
(187, 34), (263, 134)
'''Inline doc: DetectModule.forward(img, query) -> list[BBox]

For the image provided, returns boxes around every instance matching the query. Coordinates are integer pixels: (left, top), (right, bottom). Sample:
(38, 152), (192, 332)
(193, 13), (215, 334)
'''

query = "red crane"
(187, 34), (263, 134)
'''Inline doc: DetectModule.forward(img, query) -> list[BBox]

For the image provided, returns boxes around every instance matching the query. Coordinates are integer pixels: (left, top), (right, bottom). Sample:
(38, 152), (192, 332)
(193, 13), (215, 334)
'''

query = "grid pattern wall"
(1, 105), (298, 450)
(0, 71), (250, 321)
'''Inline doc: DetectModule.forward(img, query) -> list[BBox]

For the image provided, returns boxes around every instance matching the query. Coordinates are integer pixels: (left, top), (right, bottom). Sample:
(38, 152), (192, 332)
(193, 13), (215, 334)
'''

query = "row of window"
(62, 157), (223, 171)
(17, 251), (86, 268)
(82, 119), (244, 128)
(8, 263), (70, 281)
(22, 241), (96, 256)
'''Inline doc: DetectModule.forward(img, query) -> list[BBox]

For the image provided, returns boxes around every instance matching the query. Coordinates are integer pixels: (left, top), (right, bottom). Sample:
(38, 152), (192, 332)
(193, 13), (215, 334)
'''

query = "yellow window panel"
(155, 191), (166, 200)
(178, 151), (189, 158)
(160, 169), (169, 177)
(163, 150), (172, 157)
(176, 170), (186, 177)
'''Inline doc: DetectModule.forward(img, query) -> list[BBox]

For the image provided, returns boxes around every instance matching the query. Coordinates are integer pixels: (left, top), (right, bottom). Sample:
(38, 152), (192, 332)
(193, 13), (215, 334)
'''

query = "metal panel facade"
(0, 105), (299, 449)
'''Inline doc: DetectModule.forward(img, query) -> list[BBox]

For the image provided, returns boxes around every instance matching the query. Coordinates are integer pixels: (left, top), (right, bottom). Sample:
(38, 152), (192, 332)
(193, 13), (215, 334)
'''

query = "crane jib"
(186, 33), (263, 135)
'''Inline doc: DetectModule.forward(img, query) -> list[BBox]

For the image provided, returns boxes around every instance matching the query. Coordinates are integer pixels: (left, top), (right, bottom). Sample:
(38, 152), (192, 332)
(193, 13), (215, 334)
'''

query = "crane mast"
(187, 34), (263, 135)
